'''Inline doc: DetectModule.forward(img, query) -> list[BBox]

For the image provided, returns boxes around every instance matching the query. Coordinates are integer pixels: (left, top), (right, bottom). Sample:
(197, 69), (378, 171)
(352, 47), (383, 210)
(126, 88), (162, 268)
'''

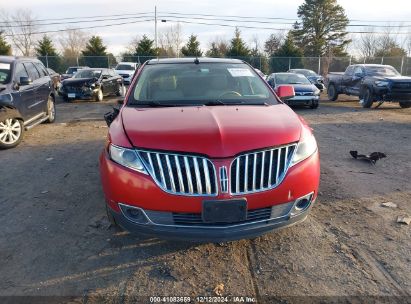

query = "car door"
(22, 62), (46, 116)
(12, 62), (38, 120)
(34, 62), (52, 112)
(101, 69), (113, 94)
(342, 66), (354, 94)
(350, 66), (364, 96)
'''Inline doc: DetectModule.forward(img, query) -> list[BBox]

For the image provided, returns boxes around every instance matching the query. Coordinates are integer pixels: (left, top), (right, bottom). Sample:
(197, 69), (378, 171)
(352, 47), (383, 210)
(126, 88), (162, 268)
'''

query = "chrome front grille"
(230, 144), (296, 195)
(139, 151), (218, 196)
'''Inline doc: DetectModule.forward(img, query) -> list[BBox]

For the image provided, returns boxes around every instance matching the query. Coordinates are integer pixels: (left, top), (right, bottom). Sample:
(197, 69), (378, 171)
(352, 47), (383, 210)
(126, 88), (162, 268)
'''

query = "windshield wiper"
(128, 100), (179, 107)
(203, 100), (227, 106)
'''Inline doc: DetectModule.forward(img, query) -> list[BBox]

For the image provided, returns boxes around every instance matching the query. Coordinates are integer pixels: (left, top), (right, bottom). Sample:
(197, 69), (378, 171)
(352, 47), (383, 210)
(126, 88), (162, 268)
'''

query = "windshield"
(0, 63), (11, 84)
(74, 70), (102, 79)
(66, 67), (80, 74)
(365, 66), (400, 77)
(275, 73), (311, 85)
(116, 64), (135, 71)
(129, 62), (277, 106)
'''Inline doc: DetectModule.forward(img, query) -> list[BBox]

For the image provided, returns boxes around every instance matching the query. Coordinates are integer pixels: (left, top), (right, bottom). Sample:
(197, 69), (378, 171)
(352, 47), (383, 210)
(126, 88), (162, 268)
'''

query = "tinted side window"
(14, 63), (29, 82)
(24, 62), (40, 80)
(345, 66), (354, 76)
(353, 66), (363, 75)
(34, 62), (48, 77)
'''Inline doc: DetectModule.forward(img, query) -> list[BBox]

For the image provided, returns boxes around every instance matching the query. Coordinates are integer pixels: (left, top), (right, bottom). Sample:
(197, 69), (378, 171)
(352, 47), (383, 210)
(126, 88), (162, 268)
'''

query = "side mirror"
(104, 107), (120, 127)
(275, 85), (295, 101)
(19, 76), (32, 86)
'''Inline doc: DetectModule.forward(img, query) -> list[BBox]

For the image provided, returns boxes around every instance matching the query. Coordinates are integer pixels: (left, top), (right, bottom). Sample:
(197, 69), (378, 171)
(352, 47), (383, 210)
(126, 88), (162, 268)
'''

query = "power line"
(3, 19), (153, 37)
(1, 14), (154, 28)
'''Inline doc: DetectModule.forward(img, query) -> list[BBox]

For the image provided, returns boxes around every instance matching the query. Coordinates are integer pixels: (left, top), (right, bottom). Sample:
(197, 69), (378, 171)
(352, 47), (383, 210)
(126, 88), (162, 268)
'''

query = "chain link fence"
(37, 55), (411, 76)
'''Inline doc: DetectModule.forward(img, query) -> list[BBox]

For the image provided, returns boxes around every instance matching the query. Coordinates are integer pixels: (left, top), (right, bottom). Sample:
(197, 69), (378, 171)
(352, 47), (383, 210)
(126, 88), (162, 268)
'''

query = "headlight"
(109, 144), (147, 174)
(90, 83), (96, 88)
(291, 128), (318, 166)
(375, 80), (389, 87)
(314, 89), (320, 95)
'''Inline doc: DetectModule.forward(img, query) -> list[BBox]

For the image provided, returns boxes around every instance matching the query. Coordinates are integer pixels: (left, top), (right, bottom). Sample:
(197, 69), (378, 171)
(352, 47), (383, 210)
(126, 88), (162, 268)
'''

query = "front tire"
(327, 84), (338, 101)
(310, 100), (319, 109)
(46, 95), (56, 123)
(361, 88), (374, 108)
(0, 118), (24, 149)
(399, 102), (411, 108)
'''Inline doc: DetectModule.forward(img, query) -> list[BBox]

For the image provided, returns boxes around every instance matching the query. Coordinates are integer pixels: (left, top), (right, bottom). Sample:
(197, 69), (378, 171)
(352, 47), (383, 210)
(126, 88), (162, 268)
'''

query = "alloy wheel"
(0, 118), (22, 145)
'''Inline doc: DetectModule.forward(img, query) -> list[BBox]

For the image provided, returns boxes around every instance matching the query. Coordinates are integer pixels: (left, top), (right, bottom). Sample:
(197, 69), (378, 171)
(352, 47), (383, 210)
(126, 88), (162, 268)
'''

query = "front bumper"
(59, 89), (99, 100)
(286, 95), (319, 106)
(109, 196), (314, 242)
(100, 148), (320, 241)
(373, 88), (411, 101)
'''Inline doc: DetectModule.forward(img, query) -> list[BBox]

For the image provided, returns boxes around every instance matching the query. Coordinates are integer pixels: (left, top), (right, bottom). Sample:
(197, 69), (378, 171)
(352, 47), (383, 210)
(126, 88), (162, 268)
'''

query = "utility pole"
(154, 6), (158, 50)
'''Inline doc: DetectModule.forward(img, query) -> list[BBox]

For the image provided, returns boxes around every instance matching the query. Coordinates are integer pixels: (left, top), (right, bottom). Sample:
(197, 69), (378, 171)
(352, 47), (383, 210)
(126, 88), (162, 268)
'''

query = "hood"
(382, 76), (411, 82)
(121, 104), (302, 158)
(290, 84), (317, 92)
(62, 77), (98, 87)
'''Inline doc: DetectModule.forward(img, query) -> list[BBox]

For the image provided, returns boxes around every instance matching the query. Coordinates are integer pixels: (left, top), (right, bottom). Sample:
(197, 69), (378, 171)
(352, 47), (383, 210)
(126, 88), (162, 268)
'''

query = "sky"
(1, 0), (411, 56)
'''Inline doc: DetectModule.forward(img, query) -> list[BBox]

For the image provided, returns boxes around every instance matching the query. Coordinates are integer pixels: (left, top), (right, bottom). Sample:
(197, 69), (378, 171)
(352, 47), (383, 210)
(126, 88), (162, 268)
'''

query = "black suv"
(0, 56), (56, 149)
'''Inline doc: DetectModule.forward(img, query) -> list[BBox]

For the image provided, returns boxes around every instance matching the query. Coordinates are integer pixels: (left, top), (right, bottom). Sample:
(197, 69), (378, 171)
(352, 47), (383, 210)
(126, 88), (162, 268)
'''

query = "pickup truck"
(326, 64), (411, 108)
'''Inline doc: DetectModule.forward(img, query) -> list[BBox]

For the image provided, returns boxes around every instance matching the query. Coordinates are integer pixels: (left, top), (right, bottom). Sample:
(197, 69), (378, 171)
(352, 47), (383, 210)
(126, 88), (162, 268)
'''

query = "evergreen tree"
(0, 31), (12, 56)
(226, 28), (250, 58)
(291, 0), (350, 56)
(270, 33), (303, 72)
(135, 35), (156, 57)
(35, 35), (61, 71)
(81, 36), (107, 67)
(181, 34), (202, 57)
(206, 41), (228, 58)
(35, 35), (58, 56)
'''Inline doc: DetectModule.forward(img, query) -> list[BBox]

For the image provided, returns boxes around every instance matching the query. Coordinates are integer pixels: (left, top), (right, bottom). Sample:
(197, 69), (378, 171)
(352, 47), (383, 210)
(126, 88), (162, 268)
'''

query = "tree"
(82, 36), (107, 56)
(135, 35), (156, 56)
(264, 32), (285, 56)
(59, 29), (89, 69)
(81, 36), (107, 67)
(0, 31), (12, 55)
(291, 0), (350, 56)
(356, 29), (378, 59)
(181, 34), (202, 57)
(226, 28), (250, 58)
(270, 33), (303, 72)
(1, 9), (38, 56)
(206, 38), (229, 58)
(35, 35), (58, 56)
(35, 35), (61, 70)
(158, 24), (183, 57)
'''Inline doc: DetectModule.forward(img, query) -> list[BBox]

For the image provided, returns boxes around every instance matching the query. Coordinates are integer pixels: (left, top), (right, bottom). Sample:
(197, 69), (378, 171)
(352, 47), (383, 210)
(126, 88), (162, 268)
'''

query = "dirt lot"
(0, 94), (410, 303)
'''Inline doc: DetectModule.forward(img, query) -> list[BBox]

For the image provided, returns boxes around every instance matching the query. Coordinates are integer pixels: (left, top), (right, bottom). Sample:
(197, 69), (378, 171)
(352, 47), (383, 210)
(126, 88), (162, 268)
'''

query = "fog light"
(119, 204), (149, 224)
(290, 193), (313, 216)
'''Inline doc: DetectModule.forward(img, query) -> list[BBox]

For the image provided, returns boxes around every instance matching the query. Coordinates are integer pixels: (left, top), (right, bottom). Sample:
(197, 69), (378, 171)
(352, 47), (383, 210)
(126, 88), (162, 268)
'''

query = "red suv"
(100, 58), (320, 242)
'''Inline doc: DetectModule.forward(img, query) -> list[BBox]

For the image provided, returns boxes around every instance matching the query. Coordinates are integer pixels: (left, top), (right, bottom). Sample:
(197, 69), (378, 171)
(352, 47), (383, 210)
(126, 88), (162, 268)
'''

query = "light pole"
(154, 6), (157, 49)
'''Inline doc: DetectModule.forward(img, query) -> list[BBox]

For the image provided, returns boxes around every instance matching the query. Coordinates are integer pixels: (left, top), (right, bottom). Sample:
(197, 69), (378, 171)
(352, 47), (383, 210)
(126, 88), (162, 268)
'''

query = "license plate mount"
(202, 199), (247, 223)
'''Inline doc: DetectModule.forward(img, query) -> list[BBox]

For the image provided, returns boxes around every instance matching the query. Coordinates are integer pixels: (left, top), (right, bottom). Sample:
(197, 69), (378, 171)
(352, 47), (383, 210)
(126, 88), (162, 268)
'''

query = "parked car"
(288, 69), (325, 91)
(47, 68), (60, 90)
(59, 68), (124, 102)
(326, 64), (411, 108)
(267, 72), (320, 109)
(114, 62), (139, 85)
(0, 56), (56, 149)
(100, 58), (320, 242)
(60, 66), (89, 81)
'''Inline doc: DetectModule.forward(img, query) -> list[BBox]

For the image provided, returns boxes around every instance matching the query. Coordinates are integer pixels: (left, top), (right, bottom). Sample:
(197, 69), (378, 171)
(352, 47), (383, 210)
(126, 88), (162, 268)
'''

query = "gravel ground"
(0, 95), (410, 303)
